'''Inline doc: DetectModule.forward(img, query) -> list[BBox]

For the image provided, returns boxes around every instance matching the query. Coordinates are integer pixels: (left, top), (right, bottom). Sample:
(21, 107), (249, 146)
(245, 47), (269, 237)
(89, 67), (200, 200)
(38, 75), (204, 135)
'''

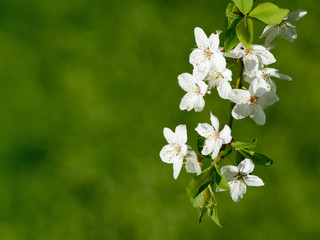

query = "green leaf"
(187, 166), (215, 199)
(197, 136), (211, 159)
(236, 17), (253, 49)
(232, 139), (257, 149)
(249, 2), (289, 24)
(198, 186), (222, 227)
(238, 149), (273, 166)
(219, 145), (233, 157)
(213, 163), (230, 191)
(207, 206), (222, 227)
(235, 150), (245, 165)
(233, 0), (253, 15)
(226, 2), (241, 20)
(190, 191), (204, 208)
(224, 17), (241, 53)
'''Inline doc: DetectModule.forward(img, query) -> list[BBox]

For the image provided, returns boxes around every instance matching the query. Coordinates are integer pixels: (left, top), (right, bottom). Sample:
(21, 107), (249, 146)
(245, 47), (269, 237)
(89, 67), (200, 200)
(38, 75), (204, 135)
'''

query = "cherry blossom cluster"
(159, 4), (306, 225)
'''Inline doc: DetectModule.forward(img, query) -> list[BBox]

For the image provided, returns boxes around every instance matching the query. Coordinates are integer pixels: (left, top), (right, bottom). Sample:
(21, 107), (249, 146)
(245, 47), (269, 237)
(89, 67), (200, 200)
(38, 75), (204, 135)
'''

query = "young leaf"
(233, 0), (253, 15)
(224, 18), (241, 53)
(238, 149), (273, 166)
(207, 206), (222, 227)
(213, 163), (230, 191)
(226, 2), (241, 21)
(187, 166), (215, 199)
(232, 138), (257, 149)
(236, 17), (253, 49)
(249, 2), (289, 25)
(235, 150), (245, 165)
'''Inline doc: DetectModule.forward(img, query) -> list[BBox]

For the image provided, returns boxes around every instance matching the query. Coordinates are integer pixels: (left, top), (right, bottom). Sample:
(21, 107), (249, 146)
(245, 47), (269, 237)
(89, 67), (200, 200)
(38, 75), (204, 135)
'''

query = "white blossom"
(185, 150), (201, 175)
(190, 27), (226, 79)
(229, 78), (279, 125)
(218, 159), (264, 202)
(195, 112), (232, 159)
(224, 43), (276, 76)
(206, 58), (233, 99)
(178, 73), (208, 112)
(160, 125), (189, 179)
(245, 68), (292, 92)
(260, 9), (307, 44)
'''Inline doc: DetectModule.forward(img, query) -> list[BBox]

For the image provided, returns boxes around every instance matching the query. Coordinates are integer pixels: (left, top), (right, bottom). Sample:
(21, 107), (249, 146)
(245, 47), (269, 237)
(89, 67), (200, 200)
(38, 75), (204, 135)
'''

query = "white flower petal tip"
(218, 159), (264, 202)
(160, 125), (189, 179)
(185, 151), (201, 175)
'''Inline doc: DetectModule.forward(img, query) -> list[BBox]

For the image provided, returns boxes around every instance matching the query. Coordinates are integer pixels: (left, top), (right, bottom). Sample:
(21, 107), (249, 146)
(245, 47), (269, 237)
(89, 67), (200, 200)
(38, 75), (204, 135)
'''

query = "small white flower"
(245, 68), (292, 92)
(218, 158), (264, 202)
(206, 59), (233, 99)
(178, 73), (208, 112)
(224, 43), (276, 76)
(229, 78), (279, 125)
(195, 112), (232, 159)
(260, 9), (307, 44)
(160, 125), (189, 179)
(190, 27), (226, 79)
(185, 150), (202, 175)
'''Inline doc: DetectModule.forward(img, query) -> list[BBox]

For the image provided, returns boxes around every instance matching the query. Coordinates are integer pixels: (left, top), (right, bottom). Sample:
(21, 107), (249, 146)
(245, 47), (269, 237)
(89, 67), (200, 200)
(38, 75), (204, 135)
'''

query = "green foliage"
(187, 166), (215, 199)
(232, 0), (254, 15)
(213, 163), (230, 191)
(219, 145), (233, 157)
(249, 2), (289, 24)
(224, 18), (241, 53)
(196, 186), (222, 227)
(233, 139), (257, 149)
(237, 149), (273, 166)
(236, 17), (254, 49)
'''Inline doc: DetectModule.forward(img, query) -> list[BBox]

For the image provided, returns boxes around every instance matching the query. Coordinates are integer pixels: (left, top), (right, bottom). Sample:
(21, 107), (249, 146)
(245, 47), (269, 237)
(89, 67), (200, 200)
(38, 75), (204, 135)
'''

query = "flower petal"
(179, 93), (195, 111)
(210, 112), (219, 131)
(202, 137), (216, 156)
(238, 158), (255, 175)
(175, 124), (187, 145)
(265, 27), (278, 44)
(195, 123), (214, 138)
(194, 27), (209, 49)
(163, 127), (177, 144)
(185, 151), (201, 175)
(250, 105), (266, 125)
(173, 156), (183, 179)
(219, 125), (232, 144)
(178, 73), (196, 92)
(286, 9), (307, 23)
(193, 96), (205, 112)
(189, 49), (205, 66)
(160, 144), (178, 164)
(230, 180), (247, 202)
(244, 175), (264, 187)
(229, 89), (250, 104)
(249, 78), (268, 97)
(220, 165), (239, 182)
(208, 32), (220, 52)
(211, 140), (222, 159)
(260, 24), (274, 38)
(217, 81), (232, 99)
(232, 104), (252, 119)
(259, 91), (279, 109)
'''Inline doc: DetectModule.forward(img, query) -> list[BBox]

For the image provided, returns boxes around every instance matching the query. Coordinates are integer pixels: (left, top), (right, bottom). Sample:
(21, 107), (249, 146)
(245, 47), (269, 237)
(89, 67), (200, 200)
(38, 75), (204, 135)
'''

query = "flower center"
(176, 146), (182, 153)
(196, 86), (202, 95)
(262, 72), (270, 80)
(205, 48), (213, 58)
(214, 131), (220, 139)
(245, 48), (254, 55)
(249, 96), (258, 105)
(234, 173), (244, 181)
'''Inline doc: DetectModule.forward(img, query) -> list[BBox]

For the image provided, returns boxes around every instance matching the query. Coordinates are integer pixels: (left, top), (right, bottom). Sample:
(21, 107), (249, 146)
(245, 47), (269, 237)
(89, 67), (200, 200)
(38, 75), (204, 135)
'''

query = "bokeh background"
(0, 0), (319, 239)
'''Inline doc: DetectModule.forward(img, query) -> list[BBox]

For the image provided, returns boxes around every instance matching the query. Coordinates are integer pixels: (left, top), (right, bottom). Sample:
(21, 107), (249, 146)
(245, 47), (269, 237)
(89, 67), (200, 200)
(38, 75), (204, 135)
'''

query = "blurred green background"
(0, 0), (319, 239)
